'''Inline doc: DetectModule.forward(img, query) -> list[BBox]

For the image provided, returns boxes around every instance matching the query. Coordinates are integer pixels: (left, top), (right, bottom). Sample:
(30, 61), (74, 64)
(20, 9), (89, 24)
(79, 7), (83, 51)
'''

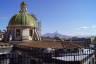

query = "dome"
(8, 13), (38, 27)
(8, 2), (38, 27)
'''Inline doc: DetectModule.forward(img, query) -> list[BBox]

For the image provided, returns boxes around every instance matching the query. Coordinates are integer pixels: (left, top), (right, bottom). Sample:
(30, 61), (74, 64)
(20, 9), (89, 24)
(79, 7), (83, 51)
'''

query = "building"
(12, 41), (95, 64)
(4, 2), (41, 42)
(0, 30), (4, 41)
(64, 38), (91, 47)
(90, 37), (96, 49)
(0, 42), (13, 64)
(0, 1), (95, 64)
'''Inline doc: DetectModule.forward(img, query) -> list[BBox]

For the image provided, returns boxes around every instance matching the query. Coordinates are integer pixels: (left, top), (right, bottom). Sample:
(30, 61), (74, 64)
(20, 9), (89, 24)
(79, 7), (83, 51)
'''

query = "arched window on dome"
(16, 29), (21, 37)
(30, 30), (32, 36)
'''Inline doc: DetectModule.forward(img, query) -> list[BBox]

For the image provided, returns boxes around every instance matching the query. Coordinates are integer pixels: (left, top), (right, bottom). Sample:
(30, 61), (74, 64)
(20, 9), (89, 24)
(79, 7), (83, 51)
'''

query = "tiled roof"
(17, 41), (84, 49)
(0, 42), (11, 46)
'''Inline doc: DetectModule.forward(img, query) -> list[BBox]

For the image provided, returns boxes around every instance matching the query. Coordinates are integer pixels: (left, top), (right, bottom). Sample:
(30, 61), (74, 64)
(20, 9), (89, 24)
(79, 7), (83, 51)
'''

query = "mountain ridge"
(42, 32), (72, 38)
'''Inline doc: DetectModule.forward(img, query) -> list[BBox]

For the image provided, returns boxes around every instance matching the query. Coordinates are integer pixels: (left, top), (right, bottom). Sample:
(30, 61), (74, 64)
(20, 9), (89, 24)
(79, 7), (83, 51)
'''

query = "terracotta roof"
(42, 37), (56, 41)
(0, 42), (11, 46)
(17, 41), (84, 49)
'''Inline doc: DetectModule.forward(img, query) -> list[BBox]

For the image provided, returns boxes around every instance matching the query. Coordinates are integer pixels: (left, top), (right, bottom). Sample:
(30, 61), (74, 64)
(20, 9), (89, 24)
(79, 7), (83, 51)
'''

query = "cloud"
(64, 32), (92, 36)
(80, 26), (89, 29)
(91, 26), (96, 29)
(79, 25), (96, 30)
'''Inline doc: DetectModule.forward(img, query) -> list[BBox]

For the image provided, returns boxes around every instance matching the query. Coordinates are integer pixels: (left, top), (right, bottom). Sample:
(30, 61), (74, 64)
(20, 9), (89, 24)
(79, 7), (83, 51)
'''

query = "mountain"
(43, 32), (71, 38)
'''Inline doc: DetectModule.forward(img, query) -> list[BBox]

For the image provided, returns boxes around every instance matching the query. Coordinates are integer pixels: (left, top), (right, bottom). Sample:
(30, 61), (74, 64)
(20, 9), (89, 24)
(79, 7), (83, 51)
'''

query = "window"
(30, 30), (32, 36)
(16, 29), (20, 36)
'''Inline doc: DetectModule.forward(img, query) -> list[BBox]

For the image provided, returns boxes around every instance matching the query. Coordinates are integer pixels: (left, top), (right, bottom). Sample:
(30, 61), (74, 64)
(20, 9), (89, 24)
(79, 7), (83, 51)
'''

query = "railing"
(0, 48), (95, 64)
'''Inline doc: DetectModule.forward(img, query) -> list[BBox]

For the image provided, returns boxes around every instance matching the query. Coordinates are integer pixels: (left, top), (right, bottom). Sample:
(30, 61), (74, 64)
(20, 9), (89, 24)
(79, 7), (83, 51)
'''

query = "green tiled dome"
(8, 2), (38, 27)
(9, 13), (37, 27)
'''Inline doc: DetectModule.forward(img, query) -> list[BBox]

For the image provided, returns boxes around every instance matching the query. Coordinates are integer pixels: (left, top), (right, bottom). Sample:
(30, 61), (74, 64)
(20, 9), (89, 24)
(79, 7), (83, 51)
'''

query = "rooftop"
(0, 42), (11, 46)
(16, 40), (84, 49)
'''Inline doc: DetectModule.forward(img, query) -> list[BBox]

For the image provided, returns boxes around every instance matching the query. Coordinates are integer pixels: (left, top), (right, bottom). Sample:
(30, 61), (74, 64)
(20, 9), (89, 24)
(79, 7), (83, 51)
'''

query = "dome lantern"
(20, 1), (27, 13)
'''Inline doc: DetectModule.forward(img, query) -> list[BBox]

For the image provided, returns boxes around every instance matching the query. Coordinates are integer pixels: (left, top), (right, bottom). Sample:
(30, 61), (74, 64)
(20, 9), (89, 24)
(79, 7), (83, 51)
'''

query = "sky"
(0, 0), (96, 36)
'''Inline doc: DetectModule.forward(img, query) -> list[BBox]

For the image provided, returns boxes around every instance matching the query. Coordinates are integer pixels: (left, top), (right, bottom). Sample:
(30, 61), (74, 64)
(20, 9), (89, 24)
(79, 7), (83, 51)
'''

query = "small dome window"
(16, 29), (21, 37)
(30, 30), (33, 36)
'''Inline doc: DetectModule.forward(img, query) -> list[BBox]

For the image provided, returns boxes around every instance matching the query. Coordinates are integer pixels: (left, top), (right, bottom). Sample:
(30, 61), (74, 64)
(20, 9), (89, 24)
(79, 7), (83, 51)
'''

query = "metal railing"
(0, 47), (95, 64)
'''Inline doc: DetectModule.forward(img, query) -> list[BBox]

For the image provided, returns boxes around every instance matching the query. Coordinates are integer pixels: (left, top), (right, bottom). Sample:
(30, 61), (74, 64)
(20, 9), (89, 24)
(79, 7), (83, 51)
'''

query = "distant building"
(90, 37), (96, 49)
(0, 30), (4, 41)
(64, 38), (91, 47)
